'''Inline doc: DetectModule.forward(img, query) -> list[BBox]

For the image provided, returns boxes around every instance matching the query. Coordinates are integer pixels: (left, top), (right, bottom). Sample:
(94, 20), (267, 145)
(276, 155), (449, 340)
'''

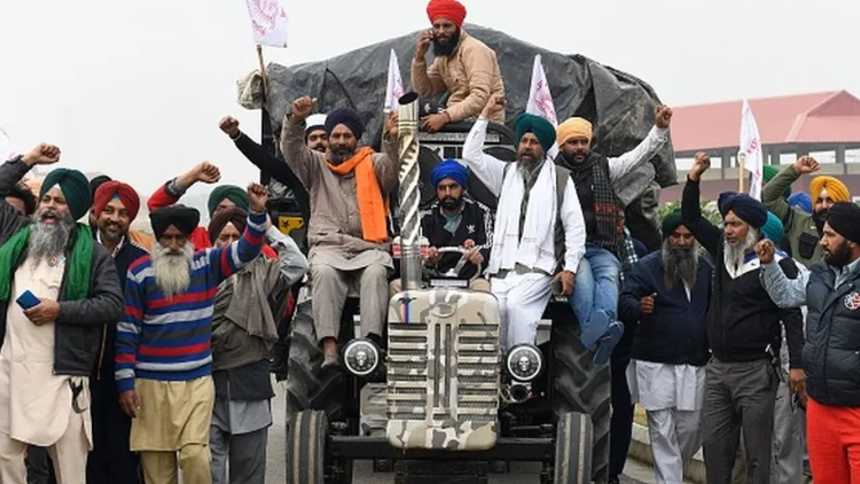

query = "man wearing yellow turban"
(762, 156), (851, 267)
(554, 105), (673, 365)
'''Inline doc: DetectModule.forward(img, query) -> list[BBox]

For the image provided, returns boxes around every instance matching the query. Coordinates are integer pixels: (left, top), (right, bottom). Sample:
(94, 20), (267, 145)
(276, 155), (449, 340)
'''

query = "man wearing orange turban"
(411, 0), (505, 132)
(762, 156), (851, 267)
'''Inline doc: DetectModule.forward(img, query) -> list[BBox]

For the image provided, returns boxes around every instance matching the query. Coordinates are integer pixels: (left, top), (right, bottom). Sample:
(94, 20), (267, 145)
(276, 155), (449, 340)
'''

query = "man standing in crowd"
(554, 106), (672, 364)
(88, 175), (154, 252)
(280, 96), (398, 367)
(115, 184), (268, 484)
(682, 152), (805, 484)
(392, 159), (493, 292)
(763, 155), (851, 267)
(208, 207), (308, 484)
(0, 144), (123, 483)
(412, 0), (506, 131)
(620, 209), (712, 483)
(462, 94), (586, 349)
(757, 202), (860, 482)
(87, 180), (148, 484)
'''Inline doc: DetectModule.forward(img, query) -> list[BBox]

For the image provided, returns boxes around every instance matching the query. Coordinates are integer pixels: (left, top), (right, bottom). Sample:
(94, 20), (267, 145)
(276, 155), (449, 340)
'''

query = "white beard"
(152, 244), (194, 297)
(724, 228), (760, 272)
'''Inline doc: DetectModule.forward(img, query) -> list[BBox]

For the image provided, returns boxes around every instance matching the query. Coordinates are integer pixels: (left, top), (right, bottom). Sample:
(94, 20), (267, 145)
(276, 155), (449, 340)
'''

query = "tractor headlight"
(343, 338), (380, 377)
(505, 344), (543, 382)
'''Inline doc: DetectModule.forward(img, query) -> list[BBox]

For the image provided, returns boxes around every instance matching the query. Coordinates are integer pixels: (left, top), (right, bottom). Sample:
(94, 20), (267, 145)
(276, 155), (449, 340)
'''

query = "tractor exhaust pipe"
(397, 92), (422, 291)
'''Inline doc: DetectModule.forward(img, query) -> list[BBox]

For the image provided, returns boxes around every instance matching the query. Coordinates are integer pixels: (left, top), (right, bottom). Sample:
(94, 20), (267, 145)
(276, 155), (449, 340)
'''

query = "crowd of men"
(0, 0), (859, 483)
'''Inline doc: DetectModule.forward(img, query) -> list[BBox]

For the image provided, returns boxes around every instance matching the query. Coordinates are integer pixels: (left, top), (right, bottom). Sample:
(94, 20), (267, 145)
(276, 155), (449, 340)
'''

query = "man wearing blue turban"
(395, 160), (493, 294)
(683, 152), (806, 483)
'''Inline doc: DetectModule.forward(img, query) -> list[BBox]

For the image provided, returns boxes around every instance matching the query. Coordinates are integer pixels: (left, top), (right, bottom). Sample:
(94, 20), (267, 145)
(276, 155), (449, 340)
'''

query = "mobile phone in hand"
(15, 290), (40, 310)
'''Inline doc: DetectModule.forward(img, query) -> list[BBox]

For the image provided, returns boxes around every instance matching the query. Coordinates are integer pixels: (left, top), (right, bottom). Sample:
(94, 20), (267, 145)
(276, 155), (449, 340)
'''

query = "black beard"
(561, 150), (589, 165)
(825, 240), (852, 268)
(432, 29), (461, 57)
(329, 146), (355, 165)
(440, 196), (462, 211)
(812, 209), (828, 234)
(662, 241), (699, 288)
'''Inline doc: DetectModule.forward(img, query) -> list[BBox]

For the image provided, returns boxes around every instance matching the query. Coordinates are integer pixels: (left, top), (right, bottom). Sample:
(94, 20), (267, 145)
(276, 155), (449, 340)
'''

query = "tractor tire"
(285, 288), (347, 426)
(553, 411), (594, 484)
(285, 410), (353, 484)
(550, 304), (611, 483)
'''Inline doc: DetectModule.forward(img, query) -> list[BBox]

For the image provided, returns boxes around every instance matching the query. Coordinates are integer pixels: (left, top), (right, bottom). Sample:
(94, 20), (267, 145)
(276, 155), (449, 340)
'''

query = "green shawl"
(0, 223), (93, 302)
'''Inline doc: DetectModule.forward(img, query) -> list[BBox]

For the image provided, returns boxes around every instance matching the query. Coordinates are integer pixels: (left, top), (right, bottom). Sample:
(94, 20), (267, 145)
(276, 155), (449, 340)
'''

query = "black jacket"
(803, 263), (860, 406)
(0, 158), (124, 376)
(619, 250), (712, 366)
(681, 177), (804, 367)
(420, 196), (492, 278)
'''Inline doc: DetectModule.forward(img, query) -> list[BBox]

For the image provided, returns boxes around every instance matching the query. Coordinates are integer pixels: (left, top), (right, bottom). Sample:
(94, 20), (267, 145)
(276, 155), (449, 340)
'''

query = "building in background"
(664, 90), (860, 202)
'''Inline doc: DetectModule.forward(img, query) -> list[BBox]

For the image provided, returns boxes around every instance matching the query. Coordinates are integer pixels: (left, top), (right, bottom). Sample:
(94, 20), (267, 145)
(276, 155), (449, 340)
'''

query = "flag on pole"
(740, 99), (764, 200)
(245, 0), (289, 48)
(525, 54), (559, 158)
(384, 49), (405, 113)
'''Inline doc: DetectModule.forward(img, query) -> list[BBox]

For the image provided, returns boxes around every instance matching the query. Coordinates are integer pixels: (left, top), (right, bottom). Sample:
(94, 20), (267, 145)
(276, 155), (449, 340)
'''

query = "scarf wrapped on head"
(150, 205), (200, 240)
(93, 181), (141, 221)
(426, 0), (466, 27)
(718, 192), (768, 228)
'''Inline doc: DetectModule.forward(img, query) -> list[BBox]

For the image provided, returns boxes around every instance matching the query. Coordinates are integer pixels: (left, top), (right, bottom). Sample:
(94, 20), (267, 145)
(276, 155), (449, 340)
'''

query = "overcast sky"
(1, 0), (856, 200)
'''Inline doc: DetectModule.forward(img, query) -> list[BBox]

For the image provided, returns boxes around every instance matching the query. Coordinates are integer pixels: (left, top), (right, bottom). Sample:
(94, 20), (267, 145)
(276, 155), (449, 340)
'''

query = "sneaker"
(592, 320), (624, 366)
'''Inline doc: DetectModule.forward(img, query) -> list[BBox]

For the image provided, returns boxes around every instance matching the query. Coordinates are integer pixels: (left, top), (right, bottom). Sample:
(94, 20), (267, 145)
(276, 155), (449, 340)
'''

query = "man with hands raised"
(280, 95), (399, 367)
(756, 202), (860, 482)
(0, 144), (123, 483)
(682, 152), (805, 484)
(116, 183), (269, 484)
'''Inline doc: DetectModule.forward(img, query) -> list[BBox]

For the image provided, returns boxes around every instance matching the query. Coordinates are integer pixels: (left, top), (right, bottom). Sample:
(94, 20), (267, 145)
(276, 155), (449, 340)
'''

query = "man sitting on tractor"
(462, 94), (587, 349)
(280, 95), (399, 368)
(411, 0), (505, 132)
(391, 159), (493, 293)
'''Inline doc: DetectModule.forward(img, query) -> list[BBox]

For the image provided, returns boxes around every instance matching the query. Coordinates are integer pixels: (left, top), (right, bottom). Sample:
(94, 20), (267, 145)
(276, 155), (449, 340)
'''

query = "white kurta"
(0, 258), (91, 447)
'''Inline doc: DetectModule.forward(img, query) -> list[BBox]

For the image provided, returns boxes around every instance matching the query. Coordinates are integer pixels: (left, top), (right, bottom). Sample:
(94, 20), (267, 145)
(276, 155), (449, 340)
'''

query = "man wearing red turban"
(87, 179), (150, 484)
(412, 0), (505, 132)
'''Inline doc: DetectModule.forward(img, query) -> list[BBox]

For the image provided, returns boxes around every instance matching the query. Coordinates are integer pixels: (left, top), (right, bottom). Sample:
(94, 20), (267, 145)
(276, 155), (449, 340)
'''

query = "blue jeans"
(568, 245), (622, 349)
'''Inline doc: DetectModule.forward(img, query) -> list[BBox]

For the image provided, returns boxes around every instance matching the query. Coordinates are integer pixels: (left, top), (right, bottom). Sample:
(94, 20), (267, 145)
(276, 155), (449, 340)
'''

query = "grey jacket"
(0, 158), (124, 376)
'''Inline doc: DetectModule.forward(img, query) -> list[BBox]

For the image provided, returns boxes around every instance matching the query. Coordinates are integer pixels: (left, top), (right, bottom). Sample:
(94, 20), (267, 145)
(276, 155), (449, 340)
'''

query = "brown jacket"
(411, 31), (505, 124)
(280, 118), (399, 267)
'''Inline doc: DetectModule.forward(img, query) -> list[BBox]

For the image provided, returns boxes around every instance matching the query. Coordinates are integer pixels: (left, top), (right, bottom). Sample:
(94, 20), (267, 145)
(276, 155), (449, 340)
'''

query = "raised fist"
(219, 116), (240, 139)
(655, 105), (673, 129)
(193, 162), (221, 184)
(247, 182), (269, 213)
(291, 96), (315, 124)
(793, 156), (820, 175)
(688, 152), (711, 182)
(22, 144), (61, 166)
(481, 93), (505, 120)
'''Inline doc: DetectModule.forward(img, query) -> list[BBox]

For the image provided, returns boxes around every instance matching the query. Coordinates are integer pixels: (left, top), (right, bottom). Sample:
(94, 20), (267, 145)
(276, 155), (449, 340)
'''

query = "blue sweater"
(619, 250), (713, 366)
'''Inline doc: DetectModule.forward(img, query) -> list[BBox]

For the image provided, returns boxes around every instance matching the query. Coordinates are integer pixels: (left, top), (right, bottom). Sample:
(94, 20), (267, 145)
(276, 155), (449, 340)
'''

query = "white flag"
(384, 49), (405, 113)
(245, 0), (289, 48)
(525, 54), (559, 158)
(740, 99), (764, 200)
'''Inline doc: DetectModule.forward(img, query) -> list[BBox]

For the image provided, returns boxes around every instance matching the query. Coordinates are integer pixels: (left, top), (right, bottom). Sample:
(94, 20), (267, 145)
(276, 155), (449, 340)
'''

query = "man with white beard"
(115, 184), (269, 484)
(0, 144), (124, 484)
(681, 152), (805, 484)
(619, 209), (712, 483)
